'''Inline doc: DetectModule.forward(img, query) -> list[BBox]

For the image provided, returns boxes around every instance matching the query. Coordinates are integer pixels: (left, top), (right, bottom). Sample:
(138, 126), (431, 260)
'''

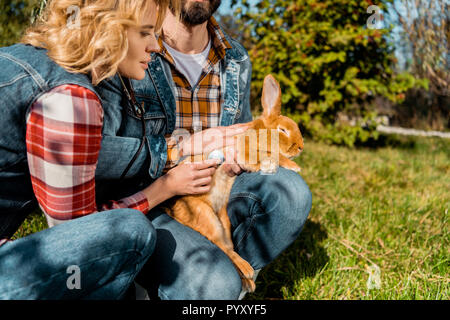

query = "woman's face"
(118, 3), (160, 80)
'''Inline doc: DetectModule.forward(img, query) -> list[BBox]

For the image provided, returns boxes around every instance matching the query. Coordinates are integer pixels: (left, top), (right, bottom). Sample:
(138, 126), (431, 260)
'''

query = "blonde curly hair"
(22, 0), (179, 85)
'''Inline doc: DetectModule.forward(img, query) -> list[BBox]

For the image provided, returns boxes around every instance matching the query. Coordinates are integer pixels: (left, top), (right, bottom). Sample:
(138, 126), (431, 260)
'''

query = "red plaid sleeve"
(26, 84), (150, 220)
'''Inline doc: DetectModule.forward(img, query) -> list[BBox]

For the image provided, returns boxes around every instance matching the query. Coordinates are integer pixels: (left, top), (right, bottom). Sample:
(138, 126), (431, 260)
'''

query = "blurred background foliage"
(223, 0), (448, 146)
(385, 0), (449, 132)
(0, 0), (41, 47)
(0, 0), (448, 147)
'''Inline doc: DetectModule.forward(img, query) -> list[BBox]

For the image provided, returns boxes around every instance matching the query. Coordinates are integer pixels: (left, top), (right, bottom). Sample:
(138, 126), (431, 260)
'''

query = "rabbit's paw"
(279, 157), (302, 173)
(239, 163), (260, 173)
(241, 278), (256, 293)
(260, 157), (279, 174)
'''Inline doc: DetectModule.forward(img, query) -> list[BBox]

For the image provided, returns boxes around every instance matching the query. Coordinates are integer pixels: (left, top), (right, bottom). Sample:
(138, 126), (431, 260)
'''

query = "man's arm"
(235, 60), (253, 124)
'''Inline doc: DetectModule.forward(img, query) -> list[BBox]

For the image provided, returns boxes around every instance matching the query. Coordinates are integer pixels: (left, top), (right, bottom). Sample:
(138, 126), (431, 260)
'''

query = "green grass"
(14, 134), (449, 300)
(245, 134), (449, 300)
(11, 210), (48, 241)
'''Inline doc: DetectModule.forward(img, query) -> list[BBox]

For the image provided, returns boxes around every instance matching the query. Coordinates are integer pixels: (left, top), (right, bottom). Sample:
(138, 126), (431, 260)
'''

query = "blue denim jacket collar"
(148, 31), (250, 131)
(147, 56), (177, 134)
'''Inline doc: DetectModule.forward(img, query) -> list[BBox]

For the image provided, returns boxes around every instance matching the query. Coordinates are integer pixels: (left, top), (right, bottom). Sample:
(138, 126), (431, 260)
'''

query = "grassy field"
(246, 134), (449, 300)
(13, 134), (449, 300)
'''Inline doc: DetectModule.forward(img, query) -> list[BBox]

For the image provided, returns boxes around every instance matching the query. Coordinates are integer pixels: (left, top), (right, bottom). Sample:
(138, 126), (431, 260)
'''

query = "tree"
(0, 0), (43, 47)
(387, 0), (449, 130)
(230, 0), (426, 146)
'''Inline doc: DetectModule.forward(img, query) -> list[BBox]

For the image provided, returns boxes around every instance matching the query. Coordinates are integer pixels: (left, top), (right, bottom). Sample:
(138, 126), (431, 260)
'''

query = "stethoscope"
(117, 74), (147, 180)
(117, 65), (169, 181)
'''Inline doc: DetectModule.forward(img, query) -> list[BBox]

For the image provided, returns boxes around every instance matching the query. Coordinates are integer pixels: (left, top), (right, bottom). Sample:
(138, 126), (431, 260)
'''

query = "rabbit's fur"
(162, 75), (304, 292)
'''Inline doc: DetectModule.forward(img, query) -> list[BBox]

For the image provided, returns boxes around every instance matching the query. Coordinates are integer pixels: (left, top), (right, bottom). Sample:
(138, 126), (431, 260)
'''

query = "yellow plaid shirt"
(161, 17), (232, 169)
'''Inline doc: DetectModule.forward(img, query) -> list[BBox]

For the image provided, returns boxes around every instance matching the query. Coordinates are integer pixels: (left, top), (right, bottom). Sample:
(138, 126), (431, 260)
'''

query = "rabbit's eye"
(278, 127), (288, 135)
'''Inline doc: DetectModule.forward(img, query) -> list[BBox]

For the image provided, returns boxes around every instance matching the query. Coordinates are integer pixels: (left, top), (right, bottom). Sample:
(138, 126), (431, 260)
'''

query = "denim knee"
(284, 168), (312, 224)
(158, 247), (242, 300)
(197, 263), (242, 300)
(106, 209), (156, 263)
(265, 168), (312, 236)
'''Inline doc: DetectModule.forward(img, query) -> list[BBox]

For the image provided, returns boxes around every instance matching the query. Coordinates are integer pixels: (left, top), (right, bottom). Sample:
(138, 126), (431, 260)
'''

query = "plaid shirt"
(26, 84), (150, 222)
(163, 17), (232, 168)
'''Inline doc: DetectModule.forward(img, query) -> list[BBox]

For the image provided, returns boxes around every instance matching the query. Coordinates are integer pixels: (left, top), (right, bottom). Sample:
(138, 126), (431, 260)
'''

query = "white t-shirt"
(163, 39), (211, 88)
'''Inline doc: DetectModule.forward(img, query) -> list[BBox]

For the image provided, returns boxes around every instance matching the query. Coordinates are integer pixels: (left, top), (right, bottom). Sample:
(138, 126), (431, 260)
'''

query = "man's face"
(178, 0), (221, 26)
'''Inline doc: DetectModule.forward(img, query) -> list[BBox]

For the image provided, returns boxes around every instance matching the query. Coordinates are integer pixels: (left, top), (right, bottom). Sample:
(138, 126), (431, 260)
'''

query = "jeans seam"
(115, 272), (139, 300)
(229, 193), (265, 251)
(228, 192), (261, 204)
(158, 287), (170, 300)
(234, 213), (257, 252)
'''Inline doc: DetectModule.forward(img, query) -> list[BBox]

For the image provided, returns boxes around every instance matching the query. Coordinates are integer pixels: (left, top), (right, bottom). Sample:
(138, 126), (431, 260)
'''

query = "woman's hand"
(163, 159), (221, 197)
(140, 159), (220, 211)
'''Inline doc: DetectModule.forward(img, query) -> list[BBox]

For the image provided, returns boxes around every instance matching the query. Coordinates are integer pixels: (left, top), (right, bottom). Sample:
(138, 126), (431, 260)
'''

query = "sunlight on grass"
(246, 134), (449, 300)
(13, 134), (449, 300)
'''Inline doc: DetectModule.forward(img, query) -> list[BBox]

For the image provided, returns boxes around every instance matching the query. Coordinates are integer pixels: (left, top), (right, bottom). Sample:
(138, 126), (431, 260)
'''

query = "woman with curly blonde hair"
(23, 0), (170, 84)
(0, 0), (189, 299)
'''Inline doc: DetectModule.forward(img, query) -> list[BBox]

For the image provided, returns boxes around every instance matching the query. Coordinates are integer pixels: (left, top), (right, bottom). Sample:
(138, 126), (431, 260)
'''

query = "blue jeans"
(137, 168), (312, 300)
(0, 209), (155, 300)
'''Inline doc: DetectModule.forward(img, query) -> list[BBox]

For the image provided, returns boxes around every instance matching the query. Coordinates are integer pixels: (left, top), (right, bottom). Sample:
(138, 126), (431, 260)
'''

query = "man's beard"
(175, 0), (222, 26)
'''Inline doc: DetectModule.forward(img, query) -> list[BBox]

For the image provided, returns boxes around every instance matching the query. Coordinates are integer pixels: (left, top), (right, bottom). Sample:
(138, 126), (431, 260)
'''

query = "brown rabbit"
(161, 74), (304, 293)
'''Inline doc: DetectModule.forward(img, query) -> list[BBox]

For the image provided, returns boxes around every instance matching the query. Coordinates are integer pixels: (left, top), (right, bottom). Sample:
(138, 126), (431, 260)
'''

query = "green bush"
(0, 0), (43, 47)
(232, 0), (427, 147)
(2, 0), (429, 147)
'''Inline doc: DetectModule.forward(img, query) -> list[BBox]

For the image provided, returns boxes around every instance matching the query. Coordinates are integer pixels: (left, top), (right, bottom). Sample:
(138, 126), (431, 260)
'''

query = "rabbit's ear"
(262, 75), (281, 119)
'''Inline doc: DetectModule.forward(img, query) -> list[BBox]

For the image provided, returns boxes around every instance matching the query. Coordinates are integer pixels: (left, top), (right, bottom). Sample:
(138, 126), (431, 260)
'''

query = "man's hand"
(222, 146), (246, 177)
(222, 162), (245, 177)
(179, 123), (250, 158)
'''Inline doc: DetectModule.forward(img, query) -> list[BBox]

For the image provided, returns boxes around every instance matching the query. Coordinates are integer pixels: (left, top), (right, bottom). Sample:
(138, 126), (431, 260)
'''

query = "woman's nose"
(146, 41), (161, 54)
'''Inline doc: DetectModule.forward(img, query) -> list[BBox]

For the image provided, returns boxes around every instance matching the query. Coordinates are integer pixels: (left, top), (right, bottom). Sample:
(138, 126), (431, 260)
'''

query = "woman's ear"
(262, 74), (281, 119)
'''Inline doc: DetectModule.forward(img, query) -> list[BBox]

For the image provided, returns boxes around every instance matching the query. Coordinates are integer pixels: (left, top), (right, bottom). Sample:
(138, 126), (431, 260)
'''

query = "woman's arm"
(26, 84), (151, 220)
(26, 84), (221, 222)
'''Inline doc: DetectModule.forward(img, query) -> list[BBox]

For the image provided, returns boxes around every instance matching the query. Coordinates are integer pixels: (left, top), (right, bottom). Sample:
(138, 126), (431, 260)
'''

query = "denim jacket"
(0, 44), (158, 237)
(0, 31), (252, 237)
(95, 31), (253, 186)
(0, 44), (102, 237)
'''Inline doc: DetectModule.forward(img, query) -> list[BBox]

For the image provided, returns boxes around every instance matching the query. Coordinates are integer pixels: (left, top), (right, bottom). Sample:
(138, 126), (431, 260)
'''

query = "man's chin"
(181, 0), (221, 26)
(182, 9), (212, 25)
